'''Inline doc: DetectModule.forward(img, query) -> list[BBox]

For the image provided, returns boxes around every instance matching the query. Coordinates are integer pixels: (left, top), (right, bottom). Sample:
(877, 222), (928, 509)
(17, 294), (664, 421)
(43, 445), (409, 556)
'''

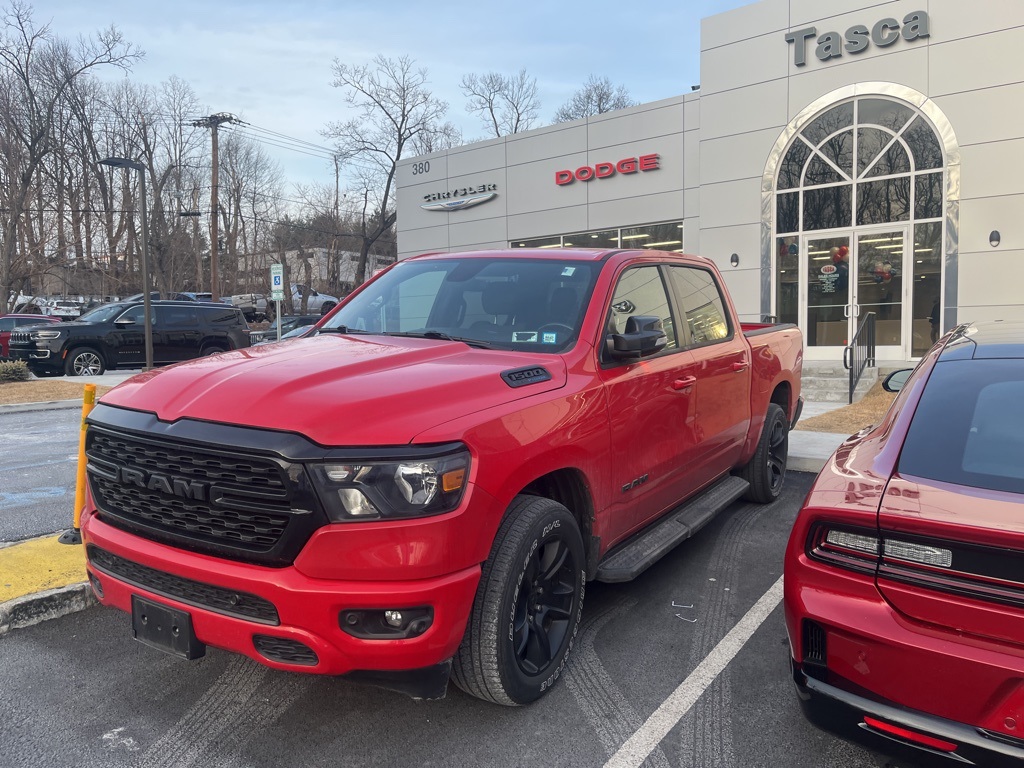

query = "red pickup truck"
(81, 248), (803, 705)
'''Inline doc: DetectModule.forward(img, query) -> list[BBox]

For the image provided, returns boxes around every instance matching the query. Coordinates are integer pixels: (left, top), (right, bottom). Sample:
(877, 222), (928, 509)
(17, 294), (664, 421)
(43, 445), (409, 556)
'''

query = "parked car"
(125, 291), (221, 304)
(8, 300), (251, 376)
(80, 248), (803, 703)
(0, 314), (62, 359)
(252, 314), (320, 344)
(43, 299), (83, 319)
(785, 319), (1024, 767)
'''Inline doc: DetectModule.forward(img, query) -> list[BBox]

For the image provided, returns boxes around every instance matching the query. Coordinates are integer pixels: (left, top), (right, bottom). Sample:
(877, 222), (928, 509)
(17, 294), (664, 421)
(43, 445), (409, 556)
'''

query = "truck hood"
(100, 334), (567, 445)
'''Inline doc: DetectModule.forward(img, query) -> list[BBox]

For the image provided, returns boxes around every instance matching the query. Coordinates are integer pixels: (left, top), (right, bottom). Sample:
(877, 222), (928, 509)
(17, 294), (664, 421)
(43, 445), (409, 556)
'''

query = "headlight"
(308, 447), (470, 522)
(31, 330), (62, 339)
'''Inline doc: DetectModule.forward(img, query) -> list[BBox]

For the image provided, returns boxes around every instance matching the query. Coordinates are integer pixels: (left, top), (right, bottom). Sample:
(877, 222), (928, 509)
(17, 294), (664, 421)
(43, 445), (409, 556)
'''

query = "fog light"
(339, 607), (434, 639)
(89, 573), (104, 598)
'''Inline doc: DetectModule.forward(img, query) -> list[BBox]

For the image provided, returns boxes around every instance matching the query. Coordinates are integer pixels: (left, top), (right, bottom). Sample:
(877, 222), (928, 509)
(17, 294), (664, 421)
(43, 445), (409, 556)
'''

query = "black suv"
(8, 300), (251, 376)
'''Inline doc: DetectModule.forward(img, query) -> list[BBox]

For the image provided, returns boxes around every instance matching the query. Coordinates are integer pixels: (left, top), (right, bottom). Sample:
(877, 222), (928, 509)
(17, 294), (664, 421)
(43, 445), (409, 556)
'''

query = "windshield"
(77, 303), (127, 323)
(324, 257), (599, 353)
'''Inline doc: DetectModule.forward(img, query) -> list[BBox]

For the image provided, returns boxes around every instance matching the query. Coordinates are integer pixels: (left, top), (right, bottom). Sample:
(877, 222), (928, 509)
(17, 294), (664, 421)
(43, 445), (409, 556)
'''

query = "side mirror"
(882, 368), (913, 393)
(115, 317), (136, 326)
(607, 315), (668, 360)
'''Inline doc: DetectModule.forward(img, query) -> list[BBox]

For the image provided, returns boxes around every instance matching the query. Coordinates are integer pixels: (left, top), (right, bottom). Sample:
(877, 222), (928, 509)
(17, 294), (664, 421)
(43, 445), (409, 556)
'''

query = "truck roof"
(407, 248), (705, 263)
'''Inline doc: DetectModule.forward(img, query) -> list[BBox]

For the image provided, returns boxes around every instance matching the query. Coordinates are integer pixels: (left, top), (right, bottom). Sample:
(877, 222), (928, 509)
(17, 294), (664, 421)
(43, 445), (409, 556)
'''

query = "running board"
(595, 476), (750, 583)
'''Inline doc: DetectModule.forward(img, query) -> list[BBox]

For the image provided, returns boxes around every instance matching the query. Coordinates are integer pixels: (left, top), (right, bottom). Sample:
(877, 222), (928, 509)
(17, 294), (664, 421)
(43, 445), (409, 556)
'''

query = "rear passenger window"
(156, 306), (198, 327)
(667, 267), (731, 346)
(206, 308), (246, 326)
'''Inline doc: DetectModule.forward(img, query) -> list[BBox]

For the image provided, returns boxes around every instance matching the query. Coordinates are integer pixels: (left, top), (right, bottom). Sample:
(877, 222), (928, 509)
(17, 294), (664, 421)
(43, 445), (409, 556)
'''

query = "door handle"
(731, 362), (748, 373)
(672, 376), (697, 392)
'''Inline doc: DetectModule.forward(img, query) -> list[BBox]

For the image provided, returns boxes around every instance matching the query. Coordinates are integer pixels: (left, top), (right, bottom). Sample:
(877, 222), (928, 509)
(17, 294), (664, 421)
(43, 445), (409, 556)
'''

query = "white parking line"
(603, 576), (784, 768)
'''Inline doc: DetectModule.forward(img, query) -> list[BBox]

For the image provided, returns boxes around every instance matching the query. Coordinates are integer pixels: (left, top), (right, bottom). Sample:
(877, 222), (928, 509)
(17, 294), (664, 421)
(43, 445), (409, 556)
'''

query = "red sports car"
(785, 319), (1024, 767)
(0, 313), (62, 359)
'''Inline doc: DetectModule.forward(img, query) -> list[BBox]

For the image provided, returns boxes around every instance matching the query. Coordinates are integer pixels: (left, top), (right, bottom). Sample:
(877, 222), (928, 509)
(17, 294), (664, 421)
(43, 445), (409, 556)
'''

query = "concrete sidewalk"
(0, 394), (851, 636)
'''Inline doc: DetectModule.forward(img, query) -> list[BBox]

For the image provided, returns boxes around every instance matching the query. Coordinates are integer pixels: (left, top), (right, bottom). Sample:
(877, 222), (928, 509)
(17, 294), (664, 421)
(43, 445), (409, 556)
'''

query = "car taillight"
(808, 524), (879, 573)
(808, 523), (954, 573)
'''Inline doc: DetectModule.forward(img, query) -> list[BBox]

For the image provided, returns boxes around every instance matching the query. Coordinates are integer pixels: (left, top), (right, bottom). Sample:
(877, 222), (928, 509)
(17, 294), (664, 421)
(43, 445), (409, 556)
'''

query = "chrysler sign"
(421, 183), (498, 212)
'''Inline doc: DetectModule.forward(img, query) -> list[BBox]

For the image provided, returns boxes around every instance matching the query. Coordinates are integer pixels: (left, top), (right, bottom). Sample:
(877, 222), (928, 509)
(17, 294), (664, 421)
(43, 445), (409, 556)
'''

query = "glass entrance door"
(855, 228), (907, 360)
(801, 228), (909, 360)
(805, 234), (851, 356)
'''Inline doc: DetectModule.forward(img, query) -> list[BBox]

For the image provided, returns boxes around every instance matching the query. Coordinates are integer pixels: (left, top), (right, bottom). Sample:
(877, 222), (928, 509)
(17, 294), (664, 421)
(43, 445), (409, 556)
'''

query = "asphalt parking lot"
(0, 468), (896, 768)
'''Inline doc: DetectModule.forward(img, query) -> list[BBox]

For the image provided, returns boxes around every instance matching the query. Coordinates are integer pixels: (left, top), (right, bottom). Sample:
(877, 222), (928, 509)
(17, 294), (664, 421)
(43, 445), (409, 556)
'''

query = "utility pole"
(191, 113), (238, 301)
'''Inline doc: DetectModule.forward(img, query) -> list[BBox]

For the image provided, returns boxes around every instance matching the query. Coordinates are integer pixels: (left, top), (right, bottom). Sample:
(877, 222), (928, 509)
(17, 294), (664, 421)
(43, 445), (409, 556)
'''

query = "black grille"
(88, 545), (279, 625)
(253, 635), (318, 666)
(803, 620), (827, 673)
(86, 422), (326, 566)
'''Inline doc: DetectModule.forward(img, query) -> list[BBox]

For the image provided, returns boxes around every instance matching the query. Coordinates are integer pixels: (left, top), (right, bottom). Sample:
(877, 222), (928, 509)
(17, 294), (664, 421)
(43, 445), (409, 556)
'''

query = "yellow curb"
(0, 535), (88, 603)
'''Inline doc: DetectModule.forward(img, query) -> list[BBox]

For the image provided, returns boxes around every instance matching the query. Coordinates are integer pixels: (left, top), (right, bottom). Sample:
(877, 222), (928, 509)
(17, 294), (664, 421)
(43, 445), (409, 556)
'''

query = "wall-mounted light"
(990, 230), (1001, 247)
(730, 253), (740, 268)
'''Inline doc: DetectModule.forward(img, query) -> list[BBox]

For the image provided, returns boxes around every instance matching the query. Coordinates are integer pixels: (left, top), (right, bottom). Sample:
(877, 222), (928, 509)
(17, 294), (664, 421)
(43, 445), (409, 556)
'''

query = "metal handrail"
(843, 312), (876, 404)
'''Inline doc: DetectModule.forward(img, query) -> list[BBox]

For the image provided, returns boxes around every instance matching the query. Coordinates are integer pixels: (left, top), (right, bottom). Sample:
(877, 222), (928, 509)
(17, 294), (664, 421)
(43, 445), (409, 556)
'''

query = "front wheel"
(736, 403), (788, 503)
(452, 496), (585, 706)
(64, 348), (105, 377)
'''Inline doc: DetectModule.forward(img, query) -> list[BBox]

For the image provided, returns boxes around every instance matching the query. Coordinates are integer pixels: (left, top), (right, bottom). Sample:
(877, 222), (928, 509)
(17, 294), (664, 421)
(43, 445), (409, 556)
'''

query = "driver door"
(599, 264), (697, 546)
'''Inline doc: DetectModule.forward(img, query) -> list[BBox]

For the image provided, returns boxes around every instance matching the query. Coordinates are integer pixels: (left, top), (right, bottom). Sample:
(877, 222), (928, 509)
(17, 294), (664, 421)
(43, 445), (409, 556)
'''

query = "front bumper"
(794, 663), (1024, 766)
(82, 511), (481, 685)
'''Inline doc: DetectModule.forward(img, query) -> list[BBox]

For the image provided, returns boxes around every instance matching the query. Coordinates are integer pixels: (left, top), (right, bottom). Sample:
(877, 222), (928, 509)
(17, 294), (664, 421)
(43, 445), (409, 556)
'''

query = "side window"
(0, 318), (14, 331)
(156, 306), (198, 327)
(606, 265), (677, 350)
(204, 308), (245, 326)
(116, 306), (151, 325)
(667, 267), (732, 346)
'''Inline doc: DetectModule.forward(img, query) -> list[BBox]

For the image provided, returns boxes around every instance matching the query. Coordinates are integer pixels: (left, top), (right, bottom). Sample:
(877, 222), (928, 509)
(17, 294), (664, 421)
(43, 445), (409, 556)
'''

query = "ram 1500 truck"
(81, 248), (803, 705)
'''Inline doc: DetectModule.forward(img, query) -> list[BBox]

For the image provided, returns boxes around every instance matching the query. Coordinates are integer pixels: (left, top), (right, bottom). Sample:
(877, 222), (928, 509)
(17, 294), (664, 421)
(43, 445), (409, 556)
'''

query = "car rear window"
(898, 358), (1024, 495)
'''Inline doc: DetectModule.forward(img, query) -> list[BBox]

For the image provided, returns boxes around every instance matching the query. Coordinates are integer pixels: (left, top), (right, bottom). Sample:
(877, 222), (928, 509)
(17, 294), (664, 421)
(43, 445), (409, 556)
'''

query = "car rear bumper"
(793, 663), (1024, 767)
(82, 511), (481, 692)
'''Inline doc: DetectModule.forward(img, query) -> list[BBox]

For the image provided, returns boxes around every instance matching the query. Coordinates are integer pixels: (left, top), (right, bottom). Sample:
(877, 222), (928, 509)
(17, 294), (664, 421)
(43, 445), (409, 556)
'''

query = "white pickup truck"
(231, 284), (340, 322)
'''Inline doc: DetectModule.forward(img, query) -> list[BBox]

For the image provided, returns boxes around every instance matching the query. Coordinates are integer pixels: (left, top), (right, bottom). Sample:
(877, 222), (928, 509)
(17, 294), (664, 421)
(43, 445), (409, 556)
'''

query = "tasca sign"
(785, 10), (929, 67)
(555, 154), (660, 186)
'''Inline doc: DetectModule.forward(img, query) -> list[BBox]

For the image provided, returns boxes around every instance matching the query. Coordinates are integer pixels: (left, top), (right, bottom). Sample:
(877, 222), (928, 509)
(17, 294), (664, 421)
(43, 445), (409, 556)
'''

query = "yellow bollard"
(59, 384), (97, 545)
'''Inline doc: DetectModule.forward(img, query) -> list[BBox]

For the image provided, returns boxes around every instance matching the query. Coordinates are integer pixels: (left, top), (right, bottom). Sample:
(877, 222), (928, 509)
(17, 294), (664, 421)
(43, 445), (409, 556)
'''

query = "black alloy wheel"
(511, 534), (578, 676)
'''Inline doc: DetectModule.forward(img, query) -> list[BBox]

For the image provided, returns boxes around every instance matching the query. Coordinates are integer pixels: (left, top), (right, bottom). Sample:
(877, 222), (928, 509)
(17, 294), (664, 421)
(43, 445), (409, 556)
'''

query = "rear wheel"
(200, 344), (226, 356)
(452, 495), (585, 706)
(64, 347), (105, 377)
(737, 403), (788, 503)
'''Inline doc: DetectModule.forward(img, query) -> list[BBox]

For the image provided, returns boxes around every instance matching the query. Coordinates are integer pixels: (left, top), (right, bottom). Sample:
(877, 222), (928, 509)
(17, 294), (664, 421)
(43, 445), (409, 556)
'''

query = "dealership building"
(396, 0), (1023, 362)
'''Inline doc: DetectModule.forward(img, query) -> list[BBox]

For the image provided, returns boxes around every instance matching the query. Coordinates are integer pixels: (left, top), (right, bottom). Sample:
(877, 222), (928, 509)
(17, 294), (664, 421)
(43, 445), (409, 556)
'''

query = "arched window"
(769, 94), (951, 358)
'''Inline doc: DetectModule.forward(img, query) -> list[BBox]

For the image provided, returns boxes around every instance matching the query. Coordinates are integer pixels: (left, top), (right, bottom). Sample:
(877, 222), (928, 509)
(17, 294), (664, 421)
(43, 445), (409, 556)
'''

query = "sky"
(27, 0), (751, 191)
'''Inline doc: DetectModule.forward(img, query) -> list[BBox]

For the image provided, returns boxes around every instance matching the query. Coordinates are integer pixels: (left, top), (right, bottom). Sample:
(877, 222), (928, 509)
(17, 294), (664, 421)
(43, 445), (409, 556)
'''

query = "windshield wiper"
(317, 325), (369, 334)
(384, 330), (496, 349)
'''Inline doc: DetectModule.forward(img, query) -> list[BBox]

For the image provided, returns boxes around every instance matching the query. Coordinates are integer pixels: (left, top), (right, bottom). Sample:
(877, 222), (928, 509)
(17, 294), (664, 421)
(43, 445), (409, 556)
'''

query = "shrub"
(0, 360), (31, 383)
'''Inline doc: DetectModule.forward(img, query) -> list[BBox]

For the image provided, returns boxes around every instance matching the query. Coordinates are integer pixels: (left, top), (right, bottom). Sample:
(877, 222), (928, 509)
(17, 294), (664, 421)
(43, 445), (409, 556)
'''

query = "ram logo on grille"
(91, 463), (208, 501)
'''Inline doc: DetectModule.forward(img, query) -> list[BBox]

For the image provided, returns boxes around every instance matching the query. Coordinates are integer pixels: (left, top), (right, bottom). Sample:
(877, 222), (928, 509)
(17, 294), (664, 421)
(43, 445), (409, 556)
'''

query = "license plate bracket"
(131, 595), (206, 660)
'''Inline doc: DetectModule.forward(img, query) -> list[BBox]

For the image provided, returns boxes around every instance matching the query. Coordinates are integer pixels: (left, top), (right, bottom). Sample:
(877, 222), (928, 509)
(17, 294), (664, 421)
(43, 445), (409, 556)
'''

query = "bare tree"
(460, 69), (539, 138)
(552, 75), (636, 124)
(324, 55), (448, 285)
(0, 1), (141, 310)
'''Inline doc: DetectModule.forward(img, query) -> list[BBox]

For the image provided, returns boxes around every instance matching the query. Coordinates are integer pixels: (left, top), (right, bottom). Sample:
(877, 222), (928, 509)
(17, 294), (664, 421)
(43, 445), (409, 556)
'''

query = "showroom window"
(512, 222), (683, 251)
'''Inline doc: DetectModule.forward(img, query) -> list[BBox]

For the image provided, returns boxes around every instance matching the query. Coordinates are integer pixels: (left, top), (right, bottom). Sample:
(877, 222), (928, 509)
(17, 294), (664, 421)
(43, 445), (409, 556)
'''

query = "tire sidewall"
(761, 404), (788, 500)
(494, 504), (585, 704)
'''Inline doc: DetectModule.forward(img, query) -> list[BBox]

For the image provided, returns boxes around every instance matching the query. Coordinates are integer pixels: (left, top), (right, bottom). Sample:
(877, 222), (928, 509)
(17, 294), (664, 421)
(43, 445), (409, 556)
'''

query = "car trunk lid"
(876, 475), (1024, 647)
